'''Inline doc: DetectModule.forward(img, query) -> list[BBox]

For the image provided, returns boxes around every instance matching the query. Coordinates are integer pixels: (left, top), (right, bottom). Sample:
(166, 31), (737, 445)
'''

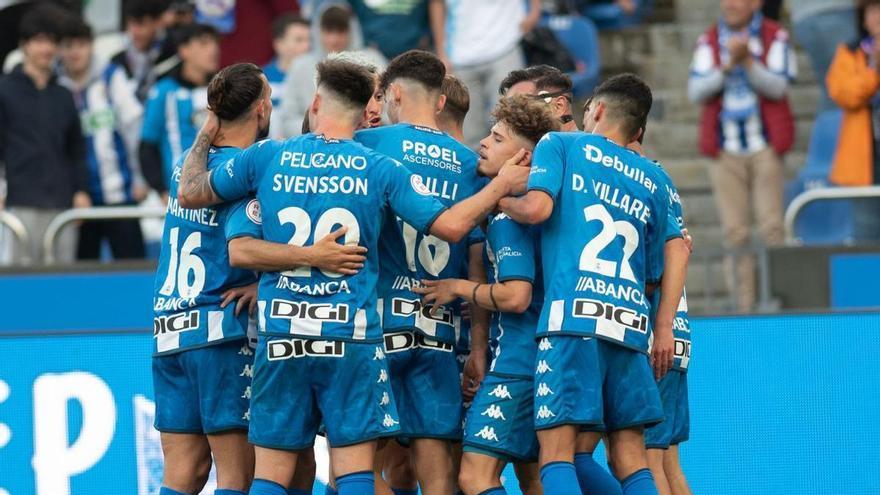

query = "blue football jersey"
(647, 166), (691, 372)
(153, 146), (262, 355)
(528, 133), (672, 353)
(142, 76), (209, 184)
(209, 133), (448, 343)
(354, 123), (485, 344)
(485, 213), (543, 378)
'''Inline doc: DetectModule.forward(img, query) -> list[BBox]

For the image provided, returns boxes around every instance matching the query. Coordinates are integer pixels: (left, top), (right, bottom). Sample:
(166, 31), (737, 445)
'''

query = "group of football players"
(151, 48), (693, 495)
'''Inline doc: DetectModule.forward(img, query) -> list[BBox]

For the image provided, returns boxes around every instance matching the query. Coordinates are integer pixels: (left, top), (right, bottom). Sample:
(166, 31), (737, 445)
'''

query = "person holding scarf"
(687, 0), (796, 313)
(827, 0), (880, 242)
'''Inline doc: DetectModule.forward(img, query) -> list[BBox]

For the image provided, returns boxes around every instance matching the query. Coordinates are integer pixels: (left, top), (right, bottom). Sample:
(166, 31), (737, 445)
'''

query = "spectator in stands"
(688, 0), (796, 312)
(278, 4), (384, 137)
(264, 14), (311, 138)
(108, 0), (177, 102)
(790, 0), (856, 112)
(58, 18), (147, 261)
(0, 4), (89, 264)
(195, 0), (298, 66)
(438, 74), (469, 142)
(827, 0), (880, 242)
(430, 0), (542, 147)
(139, 23), (219, 198)
(499, 64), (578, 131)
(345, 0), (434, 60)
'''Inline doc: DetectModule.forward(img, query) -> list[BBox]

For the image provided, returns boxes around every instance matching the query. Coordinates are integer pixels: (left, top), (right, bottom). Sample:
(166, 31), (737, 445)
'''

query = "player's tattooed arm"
(651, 237), (690, 380)
(179, 112), (221, 208)
(229, 227), (367, 274)
(430, 151), (531, 242)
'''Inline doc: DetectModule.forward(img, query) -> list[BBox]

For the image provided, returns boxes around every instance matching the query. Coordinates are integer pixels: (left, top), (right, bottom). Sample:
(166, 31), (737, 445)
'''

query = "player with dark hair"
(500, 65), (578, 132)
(355, 49), (489, 494)
(177, 58), (530, 495)
(499, 73), (689, 495)
(438, 74), (470, 143)
(140, 23), (220, 199)
(415, 95), (560, 495)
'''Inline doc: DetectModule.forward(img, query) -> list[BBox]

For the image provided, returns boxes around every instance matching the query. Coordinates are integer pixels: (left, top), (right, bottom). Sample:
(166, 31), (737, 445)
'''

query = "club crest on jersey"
(270, 299), (349, 322)
(410, 175), (433, 196)
(267, 339), (345, 360)
(245, 199), (262, 224)
(572, 299), (648, 333)
(153, 311), (199, 337)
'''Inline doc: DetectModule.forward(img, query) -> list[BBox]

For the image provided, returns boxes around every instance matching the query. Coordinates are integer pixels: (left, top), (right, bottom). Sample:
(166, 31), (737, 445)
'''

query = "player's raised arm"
(498, 132), (566, 225)
(229, 228), (367, 275)
(178, 111), (222, 208)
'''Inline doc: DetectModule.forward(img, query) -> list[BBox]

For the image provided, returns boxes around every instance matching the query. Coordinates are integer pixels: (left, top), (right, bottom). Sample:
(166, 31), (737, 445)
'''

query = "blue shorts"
(152, 338), (253, 434)
(645, 370), (690, 449)
(248, 337), (400, 450)
(385, 331), (463, 440)
(533, 336), (663, 432)
(463, 373), (538, 462)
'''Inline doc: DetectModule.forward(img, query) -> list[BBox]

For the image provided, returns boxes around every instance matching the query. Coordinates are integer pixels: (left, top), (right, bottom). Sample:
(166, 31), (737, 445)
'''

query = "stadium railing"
(42, 205), (166, 265)
(784, 185), (880, 245)
(0, 210), (31, 264)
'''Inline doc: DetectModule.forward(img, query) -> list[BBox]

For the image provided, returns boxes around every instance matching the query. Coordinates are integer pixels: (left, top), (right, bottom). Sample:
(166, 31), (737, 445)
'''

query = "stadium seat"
(785, 108), (854, 244)
(542, 14), (601, 98)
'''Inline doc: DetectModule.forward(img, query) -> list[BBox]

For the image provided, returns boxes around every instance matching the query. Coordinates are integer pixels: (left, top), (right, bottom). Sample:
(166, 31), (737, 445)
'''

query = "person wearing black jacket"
(0, 4), (90, 264)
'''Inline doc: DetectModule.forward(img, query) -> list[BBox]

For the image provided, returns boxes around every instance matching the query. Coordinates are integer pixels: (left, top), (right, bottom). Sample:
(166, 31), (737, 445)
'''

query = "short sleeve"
(210, 140), (273, 201)
(225, 197), (263, 241)
(646, 187), (672, 284)
(527, 133), (566, 202)
(467, 226), (485, 245)
(491, 216), (536, 283)
(140, 85), (164, 143)
(384, 159), (447, 234)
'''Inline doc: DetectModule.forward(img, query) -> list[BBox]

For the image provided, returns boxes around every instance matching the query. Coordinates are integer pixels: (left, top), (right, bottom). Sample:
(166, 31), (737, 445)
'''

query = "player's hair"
(326, 51), (379, 76)
(591, 73), (652, 142)
(175, 23), (220, 46)
(379, 49), (445, 92)
(319, 5), (351, 33)
(18, 3), (71, 43)
(208, 63), (266, 122)
(439, 74), (469, 126)
(498, 64), (573, 96)
(271, 13), (309, 41)
(858, 0), (880, 39)
(493, 94), (561, 146)
(316, 58), (375, 111)
(124, 0), (170, 20)
(61, 16), (93, 41)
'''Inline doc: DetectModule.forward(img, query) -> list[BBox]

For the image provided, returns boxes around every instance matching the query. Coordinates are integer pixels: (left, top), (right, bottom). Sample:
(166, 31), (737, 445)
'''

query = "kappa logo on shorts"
(473, 426), (499, 442)
(481, 405), (506, 421)
(536, 405), (556, 420)
(380, 391), (390, 406)
(538, 338), (553, 351)
(153, 311), (199, 337)
(536, 383), (554, 397)
(240, 364), (254, 378)
(391, 298), (455, 327)
(383, 331), (454, 353)
(377, 369), (389, 383)
(572, 299), (649, 334)
(239, 345), (254, 356)
(382, 414), (400, 428)
(536, 360), (553, 374)
(487, 385), (512, 400)
(271, 299), (350, 322)
(267, 339), (345, 361)
(242, 386), (252, 399)
(242, 409), (250, 421)
(373, 347), (385, 360)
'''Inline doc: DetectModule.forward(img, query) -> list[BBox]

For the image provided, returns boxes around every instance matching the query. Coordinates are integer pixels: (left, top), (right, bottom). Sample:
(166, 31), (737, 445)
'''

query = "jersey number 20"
(278, 206), (360, 278)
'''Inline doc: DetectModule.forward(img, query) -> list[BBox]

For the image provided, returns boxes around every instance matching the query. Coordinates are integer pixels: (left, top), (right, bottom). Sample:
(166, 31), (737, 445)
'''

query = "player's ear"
(436, 93), (447, 114)
(310, 93), (321, 116)
(593, 101), (605, 123)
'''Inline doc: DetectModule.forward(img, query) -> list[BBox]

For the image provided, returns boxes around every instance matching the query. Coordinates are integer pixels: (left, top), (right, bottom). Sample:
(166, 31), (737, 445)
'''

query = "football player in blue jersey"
(499, 74), (689, 495)
(152, 63), (367, 495)
(353, 50), (490, 495)
(415, 95), (560, 495)
(177, 59), (530, 495)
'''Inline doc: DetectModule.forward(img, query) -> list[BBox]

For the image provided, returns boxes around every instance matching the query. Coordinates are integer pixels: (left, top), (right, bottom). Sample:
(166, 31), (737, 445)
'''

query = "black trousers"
(77, 218), (146, 260)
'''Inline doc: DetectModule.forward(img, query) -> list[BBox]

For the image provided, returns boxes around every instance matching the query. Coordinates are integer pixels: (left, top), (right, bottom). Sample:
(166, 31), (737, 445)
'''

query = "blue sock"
(392, 489), (419, 495)
(574, 452), (623, 495)
(324, 486), (338, 495)
(159, 489), (189, 495)
(287, 489), (309, 495)
(621, 468), (659, 495)
(336, 471), (374, 495)
(215, 490), (247, 495)
(540, 461), (582, 495)
(248, 479), (287, 495)
(477, 488), (507, 494)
